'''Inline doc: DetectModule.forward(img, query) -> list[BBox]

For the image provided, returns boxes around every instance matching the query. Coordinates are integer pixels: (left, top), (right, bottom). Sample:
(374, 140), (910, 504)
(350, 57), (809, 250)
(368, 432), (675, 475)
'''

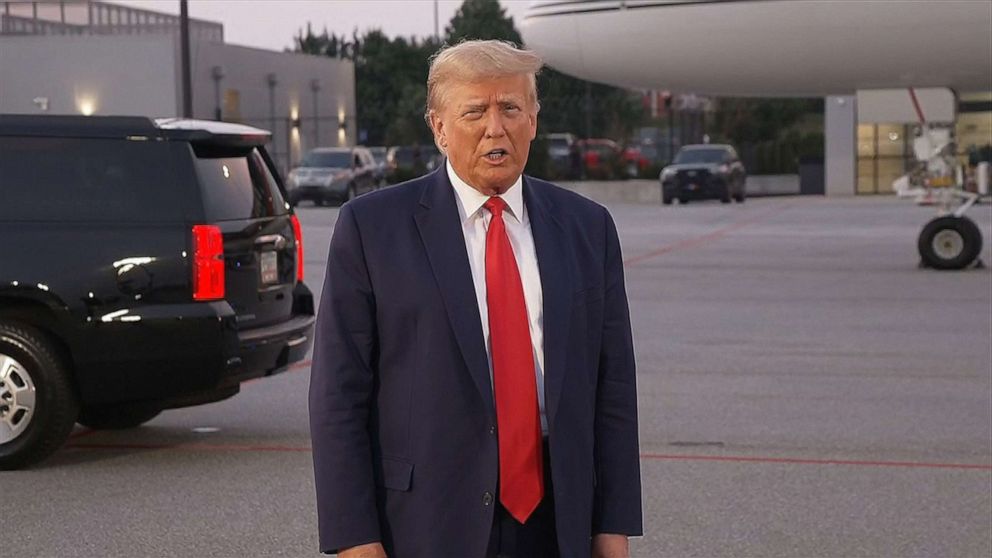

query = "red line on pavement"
(623, 200), (799, 266)
(61, 441), (992, 471)
(289, 358), (312, 372)
(68, 428), (97, 439)
(640, 453), (992, 471)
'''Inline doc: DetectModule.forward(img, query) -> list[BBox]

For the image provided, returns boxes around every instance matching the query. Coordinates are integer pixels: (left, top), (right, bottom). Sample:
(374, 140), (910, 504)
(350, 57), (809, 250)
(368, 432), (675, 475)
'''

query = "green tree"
(294, 0), (650, 158)
(443, 0), (647, 147)
(445, 0), (522, 44)
(295, 27), (437, 146)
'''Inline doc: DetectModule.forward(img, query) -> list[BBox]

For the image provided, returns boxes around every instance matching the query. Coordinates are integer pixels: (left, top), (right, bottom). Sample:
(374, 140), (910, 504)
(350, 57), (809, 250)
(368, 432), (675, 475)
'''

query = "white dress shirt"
(447, 160), (547, 436)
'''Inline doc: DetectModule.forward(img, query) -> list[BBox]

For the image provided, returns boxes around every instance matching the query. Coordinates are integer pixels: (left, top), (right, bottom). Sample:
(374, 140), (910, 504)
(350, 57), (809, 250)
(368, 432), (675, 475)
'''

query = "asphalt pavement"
(3, 193), (990, 557)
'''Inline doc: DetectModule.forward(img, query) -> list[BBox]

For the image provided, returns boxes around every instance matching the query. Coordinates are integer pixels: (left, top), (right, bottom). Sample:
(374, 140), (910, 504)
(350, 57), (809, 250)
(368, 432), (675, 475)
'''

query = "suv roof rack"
(0, 114), (271, 146)
(155, 118), (271, 147)
(0, 114), (158, 138)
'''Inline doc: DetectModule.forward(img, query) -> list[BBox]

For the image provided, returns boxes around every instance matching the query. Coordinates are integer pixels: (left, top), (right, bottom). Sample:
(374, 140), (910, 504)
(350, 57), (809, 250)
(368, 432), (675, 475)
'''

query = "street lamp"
(211, 65), (225, 121)
(310, 78), (321, 147)
(266, 73), (278, 130)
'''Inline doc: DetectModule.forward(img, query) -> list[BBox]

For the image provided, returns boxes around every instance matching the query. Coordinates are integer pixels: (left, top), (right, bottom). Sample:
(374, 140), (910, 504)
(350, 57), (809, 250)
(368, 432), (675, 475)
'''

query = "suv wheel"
(0, 322), (79, 470)
(78, 403), (161, 430)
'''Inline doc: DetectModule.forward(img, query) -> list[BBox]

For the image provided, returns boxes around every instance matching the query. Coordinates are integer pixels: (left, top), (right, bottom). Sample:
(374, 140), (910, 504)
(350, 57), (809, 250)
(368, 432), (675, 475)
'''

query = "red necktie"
(483, 196), (544, 524)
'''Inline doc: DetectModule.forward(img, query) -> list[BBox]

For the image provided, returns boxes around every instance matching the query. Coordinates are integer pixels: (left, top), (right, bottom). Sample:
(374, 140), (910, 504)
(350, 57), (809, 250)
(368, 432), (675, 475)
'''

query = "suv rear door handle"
(254, 234), (288, 250)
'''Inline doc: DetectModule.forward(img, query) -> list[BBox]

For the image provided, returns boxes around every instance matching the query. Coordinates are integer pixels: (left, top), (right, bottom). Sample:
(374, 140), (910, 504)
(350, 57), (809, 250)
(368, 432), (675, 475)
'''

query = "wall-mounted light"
(338, 118), (347, 130)
(292, 117), (301, 128)
(77, 97), (96, 116)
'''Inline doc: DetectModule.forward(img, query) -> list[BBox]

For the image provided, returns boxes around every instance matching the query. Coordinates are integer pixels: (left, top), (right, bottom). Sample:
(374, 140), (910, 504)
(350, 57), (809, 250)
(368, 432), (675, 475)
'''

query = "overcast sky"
(115, 0), (530, 52)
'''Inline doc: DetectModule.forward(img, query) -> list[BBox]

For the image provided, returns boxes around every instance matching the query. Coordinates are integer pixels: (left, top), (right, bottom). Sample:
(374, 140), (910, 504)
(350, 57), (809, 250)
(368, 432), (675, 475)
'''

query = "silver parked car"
(286, 146), (378, 206)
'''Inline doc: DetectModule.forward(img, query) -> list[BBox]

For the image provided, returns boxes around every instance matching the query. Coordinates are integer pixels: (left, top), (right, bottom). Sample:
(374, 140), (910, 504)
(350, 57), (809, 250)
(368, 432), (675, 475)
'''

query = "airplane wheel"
(918, 215), (983, 270)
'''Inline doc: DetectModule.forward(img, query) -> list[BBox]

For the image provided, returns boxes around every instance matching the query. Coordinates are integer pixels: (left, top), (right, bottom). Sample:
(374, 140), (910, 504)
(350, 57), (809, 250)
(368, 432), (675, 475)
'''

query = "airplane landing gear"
(918, 215), (984, 270)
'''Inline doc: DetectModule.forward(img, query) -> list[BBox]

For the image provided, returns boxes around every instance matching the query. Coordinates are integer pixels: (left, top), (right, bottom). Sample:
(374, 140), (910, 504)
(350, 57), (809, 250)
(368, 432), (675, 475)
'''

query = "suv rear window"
(0, 136), (181, 222)
(301, 150), (351, 168)
(192, 145), (287, 221)
(674, 149), (727, 164)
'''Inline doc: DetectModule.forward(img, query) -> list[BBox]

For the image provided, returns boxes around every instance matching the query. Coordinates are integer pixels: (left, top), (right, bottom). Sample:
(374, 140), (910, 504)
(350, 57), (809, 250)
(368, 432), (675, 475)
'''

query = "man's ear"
(429, 110), (446, 147)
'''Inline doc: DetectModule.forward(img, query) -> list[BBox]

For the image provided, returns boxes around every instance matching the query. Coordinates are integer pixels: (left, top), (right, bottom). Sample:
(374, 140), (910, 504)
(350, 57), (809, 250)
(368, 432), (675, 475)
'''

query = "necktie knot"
(484, 196), (507, 218)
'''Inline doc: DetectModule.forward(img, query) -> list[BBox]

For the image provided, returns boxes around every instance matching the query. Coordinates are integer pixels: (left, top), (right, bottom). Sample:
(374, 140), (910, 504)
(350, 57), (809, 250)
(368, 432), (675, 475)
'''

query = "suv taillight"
(290, 214), (304, 283)
(192, 225), (225, 301)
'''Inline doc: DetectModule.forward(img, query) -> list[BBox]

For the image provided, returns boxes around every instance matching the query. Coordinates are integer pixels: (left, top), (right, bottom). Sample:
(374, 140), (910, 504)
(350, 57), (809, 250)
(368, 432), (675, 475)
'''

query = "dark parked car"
(661, 144), (747, 204)
(385, 144), (443, 184)
(0, 115), (314, 469)
(285, 146), (378, 206)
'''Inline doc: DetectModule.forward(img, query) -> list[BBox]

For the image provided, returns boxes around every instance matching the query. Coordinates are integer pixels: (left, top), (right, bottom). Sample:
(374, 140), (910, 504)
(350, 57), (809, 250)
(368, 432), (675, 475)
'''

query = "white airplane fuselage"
(520, 0), (992, 96)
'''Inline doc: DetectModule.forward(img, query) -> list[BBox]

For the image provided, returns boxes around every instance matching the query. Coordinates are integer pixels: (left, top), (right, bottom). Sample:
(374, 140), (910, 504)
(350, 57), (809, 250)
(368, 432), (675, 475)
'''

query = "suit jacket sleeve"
(309, 203), (381, 553)
(592, 209), (644, 536)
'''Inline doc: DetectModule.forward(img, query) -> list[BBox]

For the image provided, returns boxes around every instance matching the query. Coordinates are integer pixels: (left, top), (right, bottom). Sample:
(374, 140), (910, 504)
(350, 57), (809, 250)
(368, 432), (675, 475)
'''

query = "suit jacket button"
(489, 425), (496, 435)
(483, 492), (494, 506)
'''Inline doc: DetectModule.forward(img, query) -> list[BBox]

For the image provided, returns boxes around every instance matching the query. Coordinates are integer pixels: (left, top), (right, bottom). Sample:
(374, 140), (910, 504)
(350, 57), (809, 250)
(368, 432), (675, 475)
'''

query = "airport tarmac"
(3, 194), (990, 557)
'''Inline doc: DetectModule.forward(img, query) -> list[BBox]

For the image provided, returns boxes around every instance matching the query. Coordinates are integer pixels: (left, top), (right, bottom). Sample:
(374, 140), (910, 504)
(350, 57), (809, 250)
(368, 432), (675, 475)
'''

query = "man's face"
(430, 74), (538, 195)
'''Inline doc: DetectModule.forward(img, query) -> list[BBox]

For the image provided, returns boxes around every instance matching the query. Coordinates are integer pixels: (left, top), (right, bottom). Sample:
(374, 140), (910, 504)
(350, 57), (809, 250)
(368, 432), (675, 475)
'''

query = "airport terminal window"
(856, 123), (912, 194)
(0, 136), (181, 222)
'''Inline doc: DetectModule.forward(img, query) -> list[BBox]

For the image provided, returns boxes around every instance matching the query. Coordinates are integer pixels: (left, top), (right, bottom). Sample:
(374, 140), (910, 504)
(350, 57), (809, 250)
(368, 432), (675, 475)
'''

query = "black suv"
(0, 115), (315, 469)
(660, 144), (747, 204)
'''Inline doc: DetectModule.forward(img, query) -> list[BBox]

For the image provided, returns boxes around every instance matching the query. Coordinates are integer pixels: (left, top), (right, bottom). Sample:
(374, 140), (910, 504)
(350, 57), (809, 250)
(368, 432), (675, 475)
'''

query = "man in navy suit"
(309, 40), (641, 558)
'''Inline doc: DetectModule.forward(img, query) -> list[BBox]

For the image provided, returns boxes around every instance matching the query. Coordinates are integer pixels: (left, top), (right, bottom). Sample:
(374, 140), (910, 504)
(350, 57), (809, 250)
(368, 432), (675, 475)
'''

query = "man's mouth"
(484, 149), (508, 161)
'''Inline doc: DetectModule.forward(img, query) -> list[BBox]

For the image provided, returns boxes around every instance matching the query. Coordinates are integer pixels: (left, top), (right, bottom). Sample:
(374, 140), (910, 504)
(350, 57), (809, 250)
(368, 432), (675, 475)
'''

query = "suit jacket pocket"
(379, 456), (414, 492)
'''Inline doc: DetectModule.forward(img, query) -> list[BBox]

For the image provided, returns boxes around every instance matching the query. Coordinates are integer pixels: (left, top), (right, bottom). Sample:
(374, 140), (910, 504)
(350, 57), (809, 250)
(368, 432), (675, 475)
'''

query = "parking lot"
(4, 194), (990, 557)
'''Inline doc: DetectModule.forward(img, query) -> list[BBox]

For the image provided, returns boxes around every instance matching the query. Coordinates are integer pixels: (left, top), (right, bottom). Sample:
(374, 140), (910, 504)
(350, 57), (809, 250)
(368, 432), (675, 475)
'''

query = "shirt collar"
(447, 159), (525, 225)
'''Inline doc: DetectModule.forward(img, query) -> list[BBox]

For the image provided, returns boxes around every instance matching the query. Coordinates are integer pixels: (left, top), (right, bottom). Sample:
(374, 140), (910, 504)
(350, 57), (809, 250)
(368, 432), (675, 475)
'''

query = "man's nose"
(484, 109), (507, 138)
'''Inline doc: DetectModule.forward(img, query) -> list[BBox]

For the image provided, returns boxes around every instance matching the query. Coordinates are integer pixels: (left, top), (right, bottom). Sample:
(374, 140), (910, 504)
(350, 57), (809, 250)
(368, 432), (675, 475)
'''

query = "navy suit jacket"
(309, 167), (642, 558)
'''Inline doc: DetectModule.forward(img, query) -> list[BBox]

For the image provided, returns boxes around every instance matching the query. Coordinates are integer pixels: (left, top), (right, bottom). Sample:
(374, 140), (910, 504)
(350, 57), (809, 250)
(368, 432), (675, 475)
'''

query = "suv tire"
(0, 321), (79, 470)
(77, 403), (162, 430)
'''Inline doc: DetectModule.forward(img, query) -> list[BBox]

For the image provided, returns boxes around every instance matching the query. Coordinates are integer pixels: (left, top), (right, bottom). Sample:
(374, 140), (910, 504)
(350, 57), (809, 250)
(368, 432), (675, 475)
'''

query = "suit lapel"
(414, 168), (495, 417)
(523, 177), (572, 433)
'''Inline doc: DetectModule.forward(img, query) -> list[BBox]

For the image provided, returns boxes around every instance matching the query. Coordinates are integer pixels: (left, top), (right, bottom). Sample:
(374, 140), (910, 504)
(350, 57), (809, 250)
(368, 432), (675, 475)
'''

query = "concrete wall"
(558, 176), (801, 205)
(0, 34), (176, 116)
(0, 34), (356, 174)
(186, 41), (355, 172)
(825, 95), (857, 196)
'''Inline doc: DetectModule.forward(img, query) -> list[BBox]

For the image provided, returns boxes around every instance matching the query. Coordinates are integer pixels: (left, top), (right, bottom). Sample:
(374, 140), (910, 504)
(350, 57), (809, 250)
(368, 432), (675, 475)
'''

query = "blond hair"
(424, 39), (543, 124)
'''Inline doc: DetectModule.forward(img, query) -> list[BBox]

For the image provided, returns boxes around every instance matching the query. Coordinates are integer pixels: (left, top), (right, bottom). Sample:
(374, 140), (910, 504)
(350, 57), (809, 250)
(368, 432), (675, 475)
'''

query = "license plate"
(260, 251), (279, 285)
(688, 183), (698, 191)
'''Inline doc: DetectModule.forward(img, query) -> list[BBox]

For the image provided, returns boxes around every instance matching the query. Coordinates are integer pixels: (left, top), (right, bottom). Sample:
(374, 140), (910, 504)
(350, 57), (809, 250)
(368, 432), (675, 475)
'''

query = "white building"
(0, 0), (355, 173)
